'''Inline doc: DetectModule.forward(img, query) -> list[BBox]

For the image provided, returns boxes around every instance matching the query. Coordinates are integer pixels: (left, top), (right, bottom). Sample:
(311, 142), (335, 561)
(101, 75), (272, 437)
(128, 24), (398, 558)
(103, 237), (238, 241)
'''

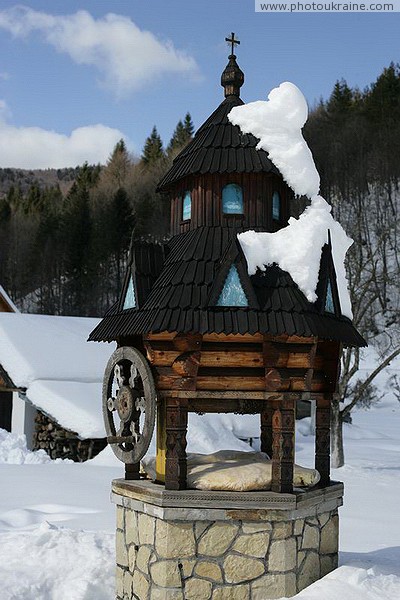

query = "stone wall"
(113, 483), (341, 600)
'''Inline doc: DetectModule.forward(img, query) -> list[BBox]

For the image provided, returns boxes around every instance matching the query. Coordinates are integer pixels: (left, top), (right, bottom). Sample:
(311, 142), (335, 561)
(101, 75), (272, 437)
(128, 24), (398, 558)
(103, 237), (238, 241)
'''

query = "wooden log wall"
(169, 173), (292, 236)
(34, 411), (107, 462)
(143, 332), (340, 491)
(145, 333), (330, 397)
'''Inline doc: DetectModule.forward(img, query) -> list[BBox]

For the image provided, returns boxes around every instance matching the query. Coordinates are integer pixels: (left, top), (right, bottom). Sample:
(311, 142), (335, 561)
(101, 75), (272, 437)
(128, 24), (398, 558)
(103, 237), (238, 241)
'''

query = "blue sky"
(0, 1), (398, 168)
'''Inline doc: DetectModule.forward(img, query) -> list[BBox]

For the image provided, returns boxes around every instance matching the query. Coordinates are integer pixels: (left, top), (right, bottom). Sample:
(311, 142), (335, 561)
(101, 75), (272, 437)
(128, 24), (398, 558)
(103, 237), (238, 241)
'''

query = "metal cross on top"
(225, 32), (240, 56)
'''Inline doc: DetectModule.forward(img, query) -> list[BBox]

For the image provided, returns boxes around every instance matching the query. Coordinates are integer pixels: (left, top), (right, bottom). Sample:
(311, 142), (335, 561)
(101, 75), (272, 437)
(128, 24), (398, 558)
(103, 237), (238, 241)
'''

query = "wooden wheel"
(102, 346), (156, 464)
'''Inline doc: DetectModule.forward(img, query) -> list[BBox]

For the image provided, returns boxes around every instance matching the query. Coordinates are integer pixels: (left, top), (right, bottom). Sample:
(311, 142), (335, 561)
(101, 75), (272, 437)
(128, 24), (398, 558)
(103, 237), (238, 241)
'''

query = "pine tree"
(326, 79), (354, 121)
(109, 187), (135, 292)
(62, 163), (98, 314)
(167, 113), (194, 154)
(105, 139), (131, 188)
(141, 126), (164, 165)
(183, 112), (194, 137)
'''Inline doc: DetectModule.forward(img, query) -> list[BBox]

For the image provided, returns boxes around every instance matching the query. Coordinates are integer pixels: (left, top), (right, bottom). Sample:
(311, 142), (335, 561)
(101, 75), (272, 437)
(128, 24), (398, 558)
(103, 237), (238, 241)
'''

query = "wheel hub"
(116, 385), (135, 422)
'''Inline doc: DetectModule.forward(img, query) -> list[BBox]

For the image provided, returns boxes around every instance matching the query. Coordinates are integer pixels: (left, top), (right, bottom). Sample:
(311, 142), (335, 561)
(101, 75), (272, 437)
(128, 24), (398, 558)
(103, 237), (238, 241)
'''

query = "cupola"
(157, 36), (293, 236)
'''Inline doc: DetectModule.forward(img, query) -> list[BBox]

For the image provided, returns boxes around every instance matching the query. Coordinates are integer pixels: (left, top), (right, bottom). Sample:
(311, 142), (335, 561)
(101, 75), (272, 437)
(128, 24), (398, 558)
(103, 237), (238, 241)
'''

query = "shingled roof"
(157, 93), (279, 191)
(88, 226), (366, 347)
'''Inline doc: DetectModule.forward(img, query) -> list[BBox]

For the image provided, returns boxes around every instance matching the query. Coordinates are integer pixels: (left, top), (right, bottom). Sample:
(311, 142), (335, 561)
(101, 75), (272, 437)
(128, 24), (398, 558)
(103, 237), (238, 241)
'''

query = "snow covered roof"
(0, 285), (19, 313)
(0, 313), (114, 438)
(228, 82), (354, 319)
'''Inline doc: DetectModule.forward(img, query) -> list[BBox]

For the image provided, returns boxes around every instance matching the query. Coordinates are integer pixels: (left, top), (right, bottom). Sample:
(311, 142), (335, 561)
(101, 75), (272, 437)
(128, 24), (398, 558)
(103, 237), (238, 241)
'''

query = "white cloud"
(0, 111), (128, 168)
(0, 6), (199, 96)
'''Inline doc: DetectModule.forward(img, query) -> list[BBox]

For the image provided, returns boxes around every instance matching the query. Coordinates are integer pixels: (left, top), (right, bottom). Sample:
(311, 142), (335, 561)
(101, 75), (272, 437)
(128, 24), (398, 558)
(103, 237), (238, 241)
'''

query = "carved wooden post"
(315, 392), (331, 486)
(271, 393), (296, 493)
(260, 405), (274, 457)
(164, 338), (200, 490)
(165, 397), (188, 490)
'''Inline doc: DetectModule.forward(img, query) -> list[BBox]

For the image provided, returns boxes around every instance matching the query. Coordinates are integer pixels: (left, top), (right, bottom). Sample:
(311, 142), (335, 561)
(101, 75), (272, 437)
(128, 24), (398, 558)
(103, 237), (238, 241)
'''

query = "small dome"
(221, 54), (244, 98)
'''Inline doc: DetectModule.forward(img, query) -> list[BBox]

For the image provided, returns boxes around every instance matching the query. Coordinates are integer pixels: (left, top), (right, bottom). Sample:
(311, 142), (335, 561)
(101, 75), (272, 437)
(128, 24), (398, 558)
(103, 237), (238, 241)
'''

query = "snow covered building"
(0, 313), (111, 459)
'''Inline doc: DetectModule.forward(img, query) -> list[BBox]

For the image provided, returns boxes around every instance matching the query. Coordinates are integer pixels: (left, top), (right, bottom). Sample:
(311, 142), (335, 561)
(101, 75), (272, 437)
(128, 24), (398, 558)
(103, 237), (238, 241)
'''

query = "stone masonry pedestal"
(111, 479), (343, 600)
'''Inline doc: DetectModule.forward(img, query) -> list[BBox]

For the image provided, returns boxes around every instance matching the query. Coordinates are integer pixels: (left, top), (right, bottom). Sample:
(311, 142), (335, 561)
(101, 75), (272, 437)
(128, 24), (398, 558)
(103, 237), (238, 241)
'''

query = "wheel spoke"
(107, 397), (116, 412)
(114, 364), (125, 387)
(130, 421), (140, 443)
(135, 397), (146, 412)
(129, 365), (138, 387)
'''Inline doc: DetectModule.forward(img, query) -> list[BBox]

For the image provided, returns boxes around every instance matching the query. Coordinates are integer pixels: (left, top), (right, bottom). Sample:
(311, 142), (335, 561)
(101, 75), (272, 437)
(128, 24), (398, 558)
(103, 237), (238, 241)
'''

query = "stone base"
(111, 479), (343, 600)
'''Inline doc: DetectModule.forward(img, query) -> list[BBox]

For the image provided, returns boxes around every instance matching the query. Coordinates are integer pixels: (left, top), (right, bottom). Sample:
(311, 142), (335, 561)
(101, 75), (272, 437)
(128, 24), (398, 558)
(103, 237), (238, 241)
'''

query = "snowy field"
(1, 391), (399, 600)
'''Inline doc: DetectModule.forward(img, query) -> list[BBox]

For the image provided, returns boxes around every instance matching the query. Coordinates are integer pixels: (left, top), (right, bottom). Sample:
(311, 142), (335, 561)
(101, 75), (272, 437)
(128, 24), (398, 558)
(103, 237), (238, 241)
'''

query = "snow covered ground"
(1, 392), (399, 598)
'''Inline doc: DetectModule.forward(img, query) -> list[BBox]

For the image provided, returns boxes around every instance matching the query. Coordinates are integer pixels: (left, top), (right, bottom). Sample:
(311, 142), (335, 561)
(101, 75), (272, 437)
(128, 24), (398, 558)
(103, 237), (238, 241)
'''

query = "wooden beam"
(260, 405), (274, 457)
(271, 394), (296, 493)
(172, 333), (202, 352)
(165, 398), (188, 490)
(315, 393), (331, 486)
(156, 398), (167, 483)
(125, 462), (140, 481)
(202, 333), (264, 343)
(172, 351), (201, 377)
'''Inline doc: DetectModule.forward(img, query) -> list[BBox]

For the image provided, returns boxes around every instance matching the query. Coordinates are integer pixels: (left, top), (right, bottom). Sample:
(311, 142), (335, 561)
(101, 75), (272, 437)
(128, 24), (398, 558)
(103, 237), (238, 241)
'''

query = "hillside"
(0, 167), (79, 198)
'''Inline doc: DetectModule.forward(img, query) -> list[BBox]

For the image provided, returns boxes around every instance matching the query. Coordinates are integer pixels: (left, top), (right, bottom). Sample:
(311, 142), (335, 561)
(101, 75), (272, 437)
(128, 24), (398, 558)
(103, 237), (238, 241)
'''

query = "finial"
(225, 32), (240, 57)
(221, 32), (244, 98)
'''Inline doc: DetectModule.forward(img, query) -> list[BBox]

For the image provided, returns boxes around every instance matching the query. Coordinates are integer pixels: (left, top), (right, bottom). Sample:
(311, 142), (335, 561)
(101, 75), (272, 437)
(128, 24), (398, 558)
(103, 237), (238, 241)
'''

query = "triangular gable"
(315, 231), (342, 317)
(208, 238), (259, 309)
(123, 276), (136, 310)
(118, 241), (165, 312)
(216, 265), (248, 306)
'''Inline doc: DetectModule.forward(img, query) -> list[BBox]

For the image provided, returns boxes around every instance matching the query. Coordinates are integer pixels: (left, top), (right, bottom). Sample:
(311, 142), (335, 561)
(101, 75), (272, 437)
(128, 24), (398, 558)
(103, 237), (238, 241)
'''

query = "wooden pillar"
(260, 404), (273, 457)
(271, 393), (296, 494)
(315, 392), (331, 486)
(155, 398), (167, 483)
(125, 462), (140, 481)
(165, 397), (188, 490)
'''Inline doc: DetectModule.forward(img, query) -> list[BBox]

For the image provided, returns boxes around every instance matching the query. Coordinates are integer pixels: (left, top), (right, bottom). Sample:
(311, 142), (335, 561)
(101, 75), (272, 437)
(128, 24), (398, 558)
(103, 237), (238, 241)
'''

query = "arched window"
(272, 191), (281, 220)
(217, 265), (248, 307)
(123, 276), (136, 310)
(222, 184), (244, 214)
(182, 191), (191, 221)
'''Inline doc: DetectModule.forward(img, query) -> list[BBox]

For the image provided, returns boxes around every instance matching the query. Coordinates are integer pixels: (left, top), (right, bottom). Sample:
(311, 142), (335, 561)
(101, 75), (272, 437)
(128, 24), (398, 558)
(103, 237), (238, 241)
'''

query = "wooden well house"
(89, 46), (365, 495)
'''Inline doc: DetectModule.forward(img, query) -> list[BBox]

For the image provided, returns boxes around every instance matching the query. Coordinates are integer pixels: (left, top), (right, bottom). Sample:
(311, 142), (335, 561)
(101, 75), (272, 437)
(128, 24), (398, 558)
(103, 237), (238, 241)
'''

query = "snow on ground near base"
(0, 313), (114, 437)
(1, 376), (400, 598)
(0, 428), (53, 464)
(0, 523), (114, 600)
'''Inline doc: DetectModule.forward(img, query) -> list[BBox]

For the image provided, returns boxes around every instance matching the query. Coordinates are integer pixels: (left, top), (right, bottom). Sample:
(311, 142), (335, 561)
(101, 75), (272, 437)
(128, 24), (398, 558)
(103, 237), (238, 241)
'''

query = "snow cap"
(229, 81), (354, 319)
(228, 81), (320, 198)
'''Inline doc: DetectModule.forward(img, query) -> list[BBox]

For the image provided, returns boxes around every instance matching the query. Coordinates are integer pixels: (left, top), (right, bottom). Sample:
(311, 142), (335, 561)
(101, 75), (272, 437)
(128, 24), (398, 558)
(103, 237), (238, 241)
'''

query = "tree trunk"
(331, 393), (344, 468)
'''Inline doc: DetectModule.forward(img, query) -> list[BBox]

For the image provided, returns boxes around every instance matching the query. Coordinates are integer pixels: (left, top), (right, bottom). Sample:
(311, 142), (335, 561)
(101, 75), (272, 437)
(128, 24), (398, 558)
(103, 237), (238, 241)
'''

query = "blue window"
(217, 265), (248, 307)
(123, 276), (136, 310)
(272, 191), (281, 220)
(182, 191), (191, 220)
(222, 184), (244, 214)
(325, 280), (335, 313)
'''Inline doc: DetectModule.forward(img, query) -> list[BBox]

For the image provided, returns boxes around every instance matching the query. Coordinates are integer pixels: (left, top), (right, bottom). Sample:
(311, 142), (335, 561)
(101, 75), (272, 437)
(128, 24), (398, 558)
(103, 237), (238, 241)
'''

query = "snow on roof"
(0, 285), (19, 313)
(228, 82), (353, 319)
(238, 197), (353, 318)
(228, 82), (320, 198)
(0, 313), (114, 438)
